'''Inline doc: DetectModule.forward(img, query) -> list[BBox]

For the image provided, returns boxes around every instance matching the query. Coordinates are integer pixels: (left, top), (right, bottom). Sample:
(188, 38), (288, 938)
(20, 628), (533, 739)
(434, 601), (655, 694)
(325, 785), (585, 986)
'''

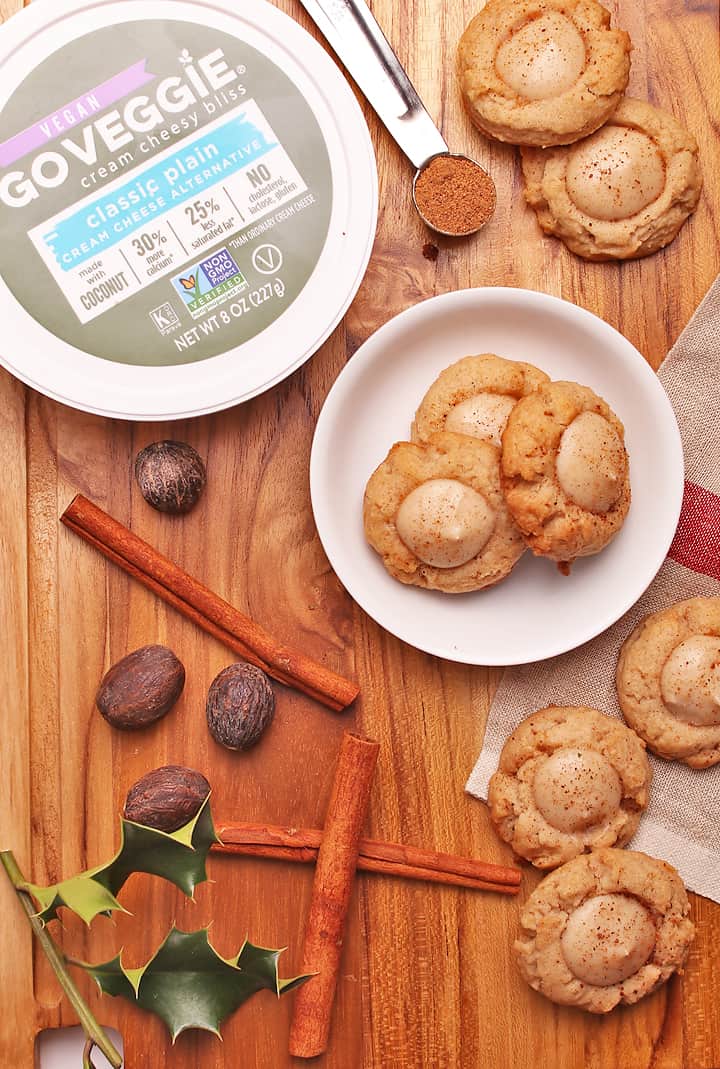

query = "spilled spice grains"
(414, 154), (496, 235)
(422, 242), (439, 261)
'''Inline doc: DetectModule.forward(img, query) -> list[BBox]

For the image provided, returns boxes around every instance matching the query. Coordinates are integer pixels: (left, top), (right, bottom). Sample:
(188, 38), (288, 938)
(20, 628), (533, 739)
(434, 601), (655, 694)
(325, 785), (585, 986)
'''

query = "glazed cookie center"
(396, 478), (496, 568)
(561, 893), (656, 987)
(566, 126), (666, 222)
(532, 748), (622, 833)
(556, 411), (626, 512)
(660, 635), (720, 726)
(495, 13), (586, 102)
(444, 393), (516, 446)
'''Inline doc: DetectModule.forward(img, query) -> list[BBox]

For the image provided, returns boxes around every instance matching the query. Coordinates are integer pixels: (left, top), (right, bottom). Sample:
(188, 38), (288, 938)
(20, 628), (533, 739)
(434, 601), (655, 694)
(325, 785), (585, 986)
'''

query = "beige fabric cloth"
(467, 277), (720, 902)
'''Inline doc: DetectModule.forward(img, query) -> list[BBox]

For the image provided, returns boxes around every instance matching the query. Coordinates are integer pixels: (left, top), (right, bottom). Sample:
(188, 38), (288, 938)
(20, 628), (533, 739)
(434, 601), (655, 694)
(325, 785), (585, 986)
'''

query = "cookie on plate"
(501, 380), (630, 563)
(457, 0), (631, 147)
(411, 354), (549, 448)
(488, 706), (651, 868)
(363, 431), (525, 593)
(515, 848), (695, 1013)
(617, 596), (720, 767)
(522, 98), (702, 260)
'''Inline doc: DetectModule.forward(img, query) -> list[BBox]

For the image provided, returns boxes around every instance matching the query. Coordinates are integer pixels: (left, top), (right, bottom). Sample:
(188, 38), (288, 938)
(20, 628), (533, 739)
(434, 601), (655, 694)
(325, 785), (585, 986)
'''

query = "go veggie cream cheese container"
(0, 0), (377, 419)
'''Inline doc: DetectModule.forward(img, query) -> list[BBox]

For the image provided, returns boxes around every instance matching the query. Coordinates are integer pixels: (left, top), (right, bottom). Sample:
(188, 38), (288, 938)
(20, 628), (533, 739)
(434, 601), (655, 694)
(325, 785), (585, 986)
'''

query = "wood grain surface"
(1, 0), (719, 1066)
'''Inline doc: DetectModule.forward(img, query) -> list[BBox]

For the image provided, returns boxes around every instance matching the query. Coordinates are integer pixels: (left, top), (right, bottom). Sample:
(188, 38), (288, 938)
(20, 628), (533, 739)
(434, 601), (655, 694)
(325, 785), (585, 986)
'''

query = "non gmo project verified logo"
(172, 248), (247, 319)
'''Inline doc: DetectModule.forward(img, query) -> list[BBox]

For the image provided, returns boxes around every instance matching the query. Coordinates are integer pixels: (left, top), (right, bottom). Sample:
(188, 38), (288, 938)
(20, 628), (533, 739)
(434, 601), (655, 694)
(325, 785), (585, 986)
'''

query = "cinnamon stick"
(60, 494), (358, 712)
(214, 821), (521, 891)
(216, 840), (519, 894)
(289, 732), (379, 1058)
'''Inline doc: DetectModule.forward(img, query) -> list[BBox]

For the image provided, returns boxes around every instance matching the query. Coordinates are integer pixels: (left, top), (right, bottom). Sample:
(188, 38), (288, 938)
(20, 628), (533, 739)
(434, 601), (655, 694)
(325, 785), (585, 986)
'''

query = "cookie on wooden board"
(515, 848), (695, 1013)
(522, 98), (702, 260)
(458, 0), (631, 147)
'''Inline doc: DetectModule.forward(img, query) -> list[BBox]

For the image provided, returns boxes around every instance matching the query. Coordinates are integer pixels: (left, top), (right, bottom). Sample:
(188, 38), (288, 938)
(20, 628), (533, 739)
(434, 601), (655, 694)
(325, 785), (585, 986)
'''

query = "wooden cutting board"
(1, 0), (719, 1065)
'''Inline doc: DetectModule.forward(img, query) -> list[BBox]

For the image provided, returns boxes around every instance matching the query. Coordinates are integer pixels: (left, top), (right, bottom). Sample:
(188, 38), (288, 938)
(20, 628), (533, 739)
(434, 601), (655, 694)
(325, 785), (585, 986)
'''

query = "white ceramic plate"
(310, 288), (684, 666)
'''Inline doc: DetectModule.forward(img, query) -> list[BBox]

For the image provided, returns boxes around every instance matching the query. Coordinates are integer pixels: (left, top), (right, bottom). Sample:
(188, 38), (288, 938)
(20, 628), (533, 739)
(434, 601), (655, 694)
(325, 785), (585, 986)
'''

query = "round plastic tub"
(0, 0), (377, 418)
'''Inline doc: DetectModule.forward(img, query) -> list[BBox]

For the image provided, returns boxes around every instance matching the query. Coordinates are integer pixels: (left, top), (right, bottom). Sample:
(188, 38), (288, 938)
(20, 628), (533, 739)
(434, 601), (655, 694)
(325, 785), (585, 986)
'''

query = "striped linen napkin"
(466, 276), (720, 902)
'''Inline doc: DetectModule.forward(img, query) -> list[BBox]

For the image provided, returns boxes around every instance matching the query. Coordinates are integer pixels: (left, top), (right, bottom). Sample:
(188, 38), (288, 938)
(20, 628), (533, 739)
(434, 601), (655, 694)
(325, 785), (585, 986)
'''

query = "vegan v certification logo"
(172, 248), (247, 319)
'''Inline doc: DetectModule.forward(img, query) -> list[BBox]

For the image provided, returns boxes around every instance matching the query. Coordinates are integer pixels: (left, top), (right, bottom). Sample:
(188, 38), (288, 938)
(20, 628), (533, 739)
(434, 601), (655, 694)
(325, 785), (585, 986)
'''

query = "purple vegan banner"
(0, 60), (155, 168)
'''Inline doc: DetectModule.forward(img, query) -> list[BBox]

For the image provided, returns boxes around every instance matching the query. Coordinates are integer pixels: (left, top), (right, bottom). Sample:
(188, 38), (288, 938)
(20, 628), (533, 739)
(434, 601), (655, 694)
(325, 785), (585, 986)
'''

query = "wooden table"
(1, 0), (718, 1065)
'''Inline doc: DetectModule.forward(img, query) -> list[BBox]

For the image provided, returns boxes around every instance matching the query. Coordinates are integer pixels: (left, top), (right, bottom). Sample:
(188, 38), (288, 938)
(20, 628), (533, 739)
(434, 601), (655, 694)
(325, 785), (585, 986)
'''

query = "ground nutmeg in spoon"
(413, 154), (496, 236)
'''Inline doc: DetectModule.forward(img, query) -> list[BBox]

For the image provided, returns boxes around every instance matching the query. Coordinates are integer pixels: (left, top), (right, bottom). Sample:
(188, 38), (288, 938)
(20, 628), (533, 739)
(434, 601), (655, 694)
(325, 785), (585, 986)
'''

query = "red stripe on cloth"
(668, 481), (720, 581)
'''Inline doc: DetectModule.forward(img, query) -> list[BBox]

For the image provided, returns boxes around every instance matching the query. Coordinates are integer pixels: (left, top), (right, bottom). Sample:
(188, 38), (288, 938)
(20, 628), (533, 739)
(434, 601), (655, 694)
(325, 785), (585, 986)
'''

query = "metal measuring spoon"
(300, 0), (496, 237)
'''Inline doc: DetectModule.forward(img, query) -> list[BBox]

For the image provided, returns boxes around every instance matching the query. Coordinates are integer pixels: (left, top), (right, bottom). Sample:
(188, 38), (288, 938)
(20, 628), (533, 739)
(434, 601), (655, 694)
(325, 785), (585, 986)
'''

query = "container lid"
(0, 0), (377, 419)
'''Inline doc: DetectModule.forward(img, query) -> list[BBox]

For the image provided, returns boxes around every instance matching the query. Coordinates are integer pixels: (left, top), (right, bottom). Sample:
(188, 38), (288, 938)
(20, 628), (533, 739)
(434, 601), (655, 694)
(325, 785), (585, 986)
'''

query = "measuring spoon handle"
(299, 0), (448, 169)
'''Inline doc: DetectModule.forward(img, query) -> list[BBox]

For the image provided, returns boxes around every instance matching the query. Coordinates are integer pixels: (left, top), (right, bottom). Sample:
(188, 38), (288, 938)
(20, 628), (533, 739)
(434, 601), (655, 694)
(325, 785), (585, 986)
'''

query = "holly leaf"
(25, 795), (219, 925)
(235, 939), (309, 996)
(78, 926), (311, 1041)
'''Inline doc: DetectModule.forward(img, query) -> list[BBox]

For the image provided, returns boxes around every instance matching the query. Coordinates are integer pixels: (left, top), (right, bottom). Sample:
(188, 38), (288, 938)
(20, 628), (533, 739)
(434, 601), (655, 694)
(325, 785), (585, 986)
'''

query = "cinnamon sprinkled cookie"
(522, 97), (702, 260)
(488, 706), (651, 868)
(363, 431), (525, 593)
(501, 380), (630, 563)
(617, 596), (720, 767)
(515, 849), (694, 1013)
(412, 354), (549, 448)
(458, 0), (631, 147)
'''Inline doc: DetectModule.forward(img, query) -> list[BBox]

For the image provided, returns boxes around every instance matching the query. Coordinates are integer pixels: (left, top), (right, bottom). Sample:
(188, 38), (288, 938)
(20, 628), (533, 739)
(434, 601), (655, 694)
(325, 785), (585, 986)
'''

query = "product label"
(0, 20), (333, 365)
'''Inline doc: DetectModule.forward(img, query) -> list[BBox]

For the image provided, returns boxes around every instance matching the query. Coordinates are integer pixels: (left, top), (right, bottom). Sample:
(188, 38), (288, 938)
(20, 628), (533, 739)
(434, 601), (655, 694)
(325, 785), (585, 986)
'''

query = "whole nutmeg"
(206, 663), (275, 750)
(96, 645), (185, 730)
(124, 766), (211, 832)
(135, 440), (206, 514)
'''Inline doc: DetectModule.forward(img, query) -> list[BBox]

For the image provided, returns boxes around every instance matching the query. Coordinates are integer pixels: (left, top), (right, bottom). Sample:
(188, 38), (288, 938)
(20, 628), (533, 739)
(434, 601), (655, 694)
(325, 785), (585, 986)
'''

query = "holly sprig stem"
(0, 850), (122, 1068)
